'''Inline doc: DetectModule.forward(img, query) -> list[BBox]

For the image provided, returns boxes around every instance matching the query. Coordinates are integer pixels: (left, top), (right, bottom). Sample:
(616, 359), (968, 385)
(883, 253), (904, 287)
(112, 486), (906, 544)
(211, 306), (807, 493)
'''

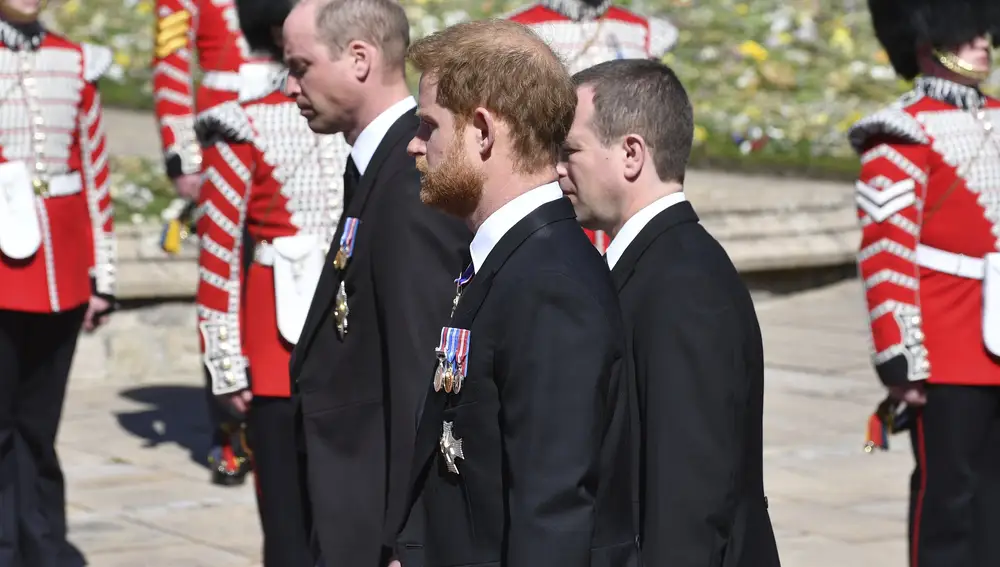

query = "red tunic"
(153, 0), (250, 176)
(506, 0), (677, 253)
(194, 62), (350, 398)
(849, 76), (1000, 387)
(0, 26), (115, 313)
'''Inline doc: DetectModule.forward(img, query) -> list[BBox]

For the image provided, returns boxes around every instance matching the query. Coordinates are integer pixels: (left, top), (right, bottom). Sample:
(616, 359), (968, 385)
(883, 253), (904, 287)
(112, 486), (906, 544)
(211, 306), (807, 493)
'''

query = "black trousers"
(0, 307), (85, 567)
(247, 395), (314, 567)
(909, 383), (1000, 567)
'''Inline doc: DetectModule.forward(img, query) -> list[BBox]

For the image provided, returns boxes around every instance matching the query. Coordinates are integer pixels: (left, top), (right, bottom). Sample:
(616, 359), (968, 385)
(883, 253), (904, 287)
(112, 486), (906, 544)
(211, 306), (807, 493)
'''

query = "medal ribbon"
(455, 263), (475, 287)
(436, 327), (449, 354)
(455, 328), (471, 378)
(445, 327), (460, 372)
(339, 217), (360, 258)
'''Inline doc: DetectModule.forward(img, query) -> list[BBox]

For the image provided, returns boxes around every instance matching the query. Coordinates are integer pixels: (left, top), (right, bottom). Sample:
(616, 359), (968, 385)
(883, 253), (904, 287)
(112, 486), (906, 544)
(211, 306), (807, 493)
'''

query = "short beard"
(416, 138), (485, 219)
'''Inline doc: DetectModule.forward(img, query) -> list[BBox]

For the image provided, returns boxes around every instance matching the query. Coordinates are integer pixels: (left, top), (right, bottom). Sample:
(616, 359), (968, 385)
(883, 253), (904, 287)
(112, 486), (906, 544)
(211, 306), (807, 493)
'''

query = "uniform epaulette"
(238, 66), (287, 104)
(81, 42), (113, 83)
(195, 101), (255, 146)
(847, 95), (929, 155)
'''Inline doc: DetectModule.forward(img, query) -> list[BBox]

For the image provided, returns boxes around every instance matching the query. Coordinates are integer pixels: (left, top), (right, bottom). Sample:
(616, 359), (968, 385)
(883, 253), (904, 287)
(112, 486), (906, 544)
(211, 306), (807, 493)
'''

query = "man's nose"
(284, 75), (301, 96)
(407, 136), (425, 157)
(555, 162), (568, 178)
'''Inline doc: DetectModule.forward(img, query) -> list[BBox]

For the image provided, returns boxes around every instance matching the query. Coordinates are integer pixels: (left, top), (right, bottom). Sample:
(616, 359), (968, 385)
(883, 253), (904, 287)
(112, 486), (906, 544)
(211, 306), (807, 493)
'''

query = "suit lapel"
(407, 196), (578, 490)
(611, 200), (699, 292)
(292, 112), (420, 375)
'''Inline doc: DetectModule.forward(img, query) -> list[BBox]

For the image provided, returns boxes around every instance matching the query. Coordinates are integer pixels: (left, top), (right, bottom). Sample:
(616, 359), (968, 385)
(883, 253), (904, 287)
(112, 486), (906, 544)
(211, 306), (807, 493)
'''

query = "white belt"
(253, 241), (276, 266)
(915, 244), (985, 279)
(46, 173), (82, 197)
(201, 71), (242, 92)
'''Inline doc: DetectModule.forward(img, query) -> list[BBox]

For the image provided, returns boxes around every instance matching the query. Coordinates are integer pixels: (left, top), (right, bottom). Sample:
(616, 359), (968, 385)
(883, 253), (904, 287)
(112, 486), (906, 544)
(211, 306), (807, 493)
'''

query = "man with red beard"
(396, 19), (636, 567)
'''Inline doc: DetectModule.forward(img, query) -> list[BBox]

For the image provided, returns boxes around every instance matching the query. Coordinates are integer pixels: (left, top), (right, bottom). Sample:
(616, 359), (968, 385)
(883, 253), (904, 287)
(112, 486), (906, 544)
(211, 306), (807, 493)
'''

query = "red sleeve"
(196, 136), (255, 394)
(153, 0), (200, 177)
(855, 137), (930, 386)
(78, 79), (116, 297)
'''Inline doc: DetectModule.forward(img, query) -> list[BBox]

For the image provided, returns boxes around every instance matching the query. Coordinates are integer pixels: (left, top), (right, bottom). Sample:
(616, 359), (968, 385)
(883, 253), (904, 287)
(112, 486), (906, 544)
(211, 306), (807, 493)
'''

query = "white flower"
(869, 66), (896, 81)
(107, 64), (126, 82)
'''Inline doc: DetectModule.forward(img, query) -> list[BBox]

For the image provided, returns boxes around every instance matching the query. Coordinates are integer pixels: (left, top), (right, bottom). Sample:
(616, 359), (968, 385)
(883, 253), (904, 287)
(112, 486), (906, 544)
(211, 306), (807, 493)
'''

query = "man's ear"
(621, 134), (647, 181)
(472, 107), (496, 158)
(347, 40), (372, 81)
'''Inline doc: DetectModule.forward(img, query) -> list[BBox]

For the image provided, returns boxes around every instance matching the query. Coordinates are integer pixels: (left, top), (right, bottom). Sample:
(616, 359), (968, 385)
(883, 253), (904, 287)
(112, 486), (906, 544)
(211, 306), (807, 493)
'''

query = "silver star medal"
(439, 421), (465, 475)
(333, 281), (349, 338)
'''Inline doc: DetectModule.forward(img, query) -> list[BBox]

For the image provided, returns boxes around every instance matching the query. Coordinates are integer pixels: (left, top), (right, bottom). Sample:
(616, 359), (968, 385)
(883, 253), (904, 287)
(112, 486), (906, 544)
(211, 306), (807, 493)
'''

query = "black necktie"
(343, 156), (360, 209)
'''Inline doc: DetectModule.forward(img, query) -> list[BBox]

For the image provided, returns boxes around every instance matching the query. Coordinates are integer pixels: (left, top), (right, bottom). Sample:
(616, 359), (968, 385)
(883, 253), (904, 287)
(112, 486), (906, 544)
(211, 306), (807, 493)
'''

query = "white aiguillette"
(0, 161), (42, 260)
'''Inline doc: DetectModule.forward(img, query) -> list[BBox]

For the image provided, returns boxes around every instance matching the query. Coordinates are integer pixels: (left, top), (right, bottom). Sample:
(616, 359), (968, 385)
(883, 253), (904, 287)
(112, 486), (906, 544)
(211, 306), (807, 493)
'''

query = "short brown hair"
(407, 19), (576, 173)
(314, 0), (410, 73)
(573, 59), (693, 183)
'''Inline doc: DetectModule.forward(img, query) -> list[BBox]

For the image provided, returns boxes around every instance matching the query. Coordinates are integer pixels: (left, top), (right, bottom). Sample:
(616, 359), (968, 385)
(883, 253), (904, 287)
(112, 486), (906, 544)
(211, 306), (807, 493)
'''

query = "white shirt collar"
(470, 182), (563, 273)
(605, 192), (687, 269)
(350, 96), (416, 175)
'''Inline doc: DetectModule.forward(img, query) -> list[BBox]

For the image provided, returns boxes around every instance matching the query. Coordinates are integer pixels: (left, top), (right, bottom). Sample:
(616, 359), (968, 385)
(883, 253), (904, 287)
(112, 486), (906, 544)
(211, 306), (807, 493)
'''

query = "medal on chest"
(330, 217), (360, 337)
(333, 217), (360, 270)
(439, 420), (465, 475)
(450, 263), (475, 317)
(433, 326), (471, 394)
(333, 281), (349, 339)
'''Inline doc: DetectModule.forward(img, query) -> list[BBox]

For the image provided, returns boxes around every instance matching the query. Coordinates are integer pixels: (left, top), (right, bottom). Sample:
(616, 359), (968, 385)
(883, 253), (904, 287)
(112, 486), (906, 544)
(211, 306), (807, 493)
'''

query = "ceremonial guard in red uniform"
(849, 0), (1000, 564)
(0, 0), (116, 564)
(153, 0), (253, 486)
(195, 0), (349, 562)
(506, 0), (677, 252)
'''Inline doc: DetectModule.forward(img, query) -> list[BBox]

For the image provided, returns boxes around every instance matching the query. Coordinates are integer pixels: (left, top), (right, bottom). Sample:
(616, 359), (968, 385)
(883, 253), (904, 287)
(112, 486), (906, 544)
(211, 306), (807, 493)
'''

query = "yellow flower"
(137, 0), (153, 15)
(874, 49), (889, 64)
(745, 106), (762, 120)
(693, 125), (708, 143)
(114, 51), (131, 68)
(738, 40), (768, 62)
(777, 32), (792, 45)
(734, 3), (749, 16)
(61, 0), (80, 15)
(830, 27), (854, 54)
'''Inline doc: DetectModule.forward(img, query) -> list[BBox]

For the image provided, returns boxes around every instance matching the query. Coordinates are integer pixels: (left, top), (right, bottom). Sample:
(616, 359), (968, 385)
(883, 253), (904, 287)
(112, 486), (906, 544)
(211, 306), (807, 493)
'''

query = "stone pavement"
(58, 276), (912, 566)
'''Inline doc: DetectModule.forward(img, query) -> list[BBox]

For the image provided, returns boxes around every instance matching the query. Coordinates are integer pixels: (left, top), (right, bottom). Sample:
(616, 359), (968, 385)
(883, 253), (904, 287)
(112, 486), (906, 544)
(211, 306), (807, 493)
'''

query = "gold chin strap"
(934, 48), (991, 82)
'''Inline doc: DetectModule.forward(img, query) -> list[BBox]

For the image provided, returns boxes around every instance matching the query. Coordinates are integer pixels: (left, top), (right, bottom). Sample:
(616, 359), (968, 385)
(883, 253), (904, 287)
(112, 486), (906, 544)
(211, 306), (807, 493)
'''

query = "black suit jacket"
(289, 111), (472, 566)
(611, 201), (780, 567)
(397, 197), (639, 567)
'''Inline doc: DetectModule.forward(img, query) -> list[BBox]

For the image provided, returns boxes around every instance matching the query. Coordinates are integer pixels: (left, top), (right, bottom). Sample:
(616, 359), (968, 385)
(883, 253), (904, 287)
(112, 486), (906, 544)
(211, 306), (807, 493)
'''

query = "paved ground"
(57, 276), (911, 566)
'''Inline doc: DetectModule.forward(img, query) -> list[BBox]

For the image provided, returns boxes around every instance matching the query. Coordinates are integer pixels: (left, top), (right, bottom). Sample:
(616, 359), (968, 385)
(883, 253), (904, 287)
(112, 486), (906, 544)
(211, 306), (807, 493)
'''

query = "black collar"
(914, 76), (987, 110)
(0, 19), (44, 51)
(611, 200), (699, 291)
(541, 0), (614, 21)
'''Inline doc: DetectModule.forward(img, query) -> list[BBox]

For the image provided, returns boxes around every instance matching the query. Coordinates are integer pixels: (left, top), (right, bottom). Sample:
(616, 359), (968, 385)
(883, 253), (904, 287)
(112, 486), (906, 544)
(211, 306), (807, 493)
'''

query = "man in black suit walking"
(396, 19), (638, 567)
(282, 0), (471, 565)
(558, 58), (781, 567)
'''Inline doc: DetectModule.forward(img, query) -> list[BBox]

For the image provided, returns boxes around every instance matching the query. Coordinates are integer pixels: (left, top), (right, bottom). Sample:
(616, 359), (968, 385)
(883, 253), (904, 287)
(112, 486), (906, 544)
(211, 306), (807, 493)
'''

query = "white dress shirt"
(469, 182), (563, 273)
(605, 192), (687, 269)
(350, 96), (416, 176)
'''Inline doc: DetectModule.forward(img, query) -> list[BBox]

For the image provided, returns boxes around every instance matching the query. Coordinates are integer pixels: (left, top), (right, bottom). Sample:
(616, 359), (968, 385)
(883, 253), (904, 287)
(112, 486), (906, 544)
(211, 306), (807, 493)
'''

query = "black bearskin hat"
(237, 0), (295, 60)
(868, 0), (1000, 80)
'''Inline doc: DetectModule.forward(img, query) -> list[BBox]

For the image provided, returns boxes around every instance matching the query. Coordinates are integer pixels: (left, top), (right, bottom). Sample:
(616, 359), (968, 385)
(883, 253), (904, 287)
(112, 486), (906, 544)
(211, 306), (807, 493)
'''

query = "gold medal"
(443, 365), (454, 393)
(333, 247), (348, 270)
